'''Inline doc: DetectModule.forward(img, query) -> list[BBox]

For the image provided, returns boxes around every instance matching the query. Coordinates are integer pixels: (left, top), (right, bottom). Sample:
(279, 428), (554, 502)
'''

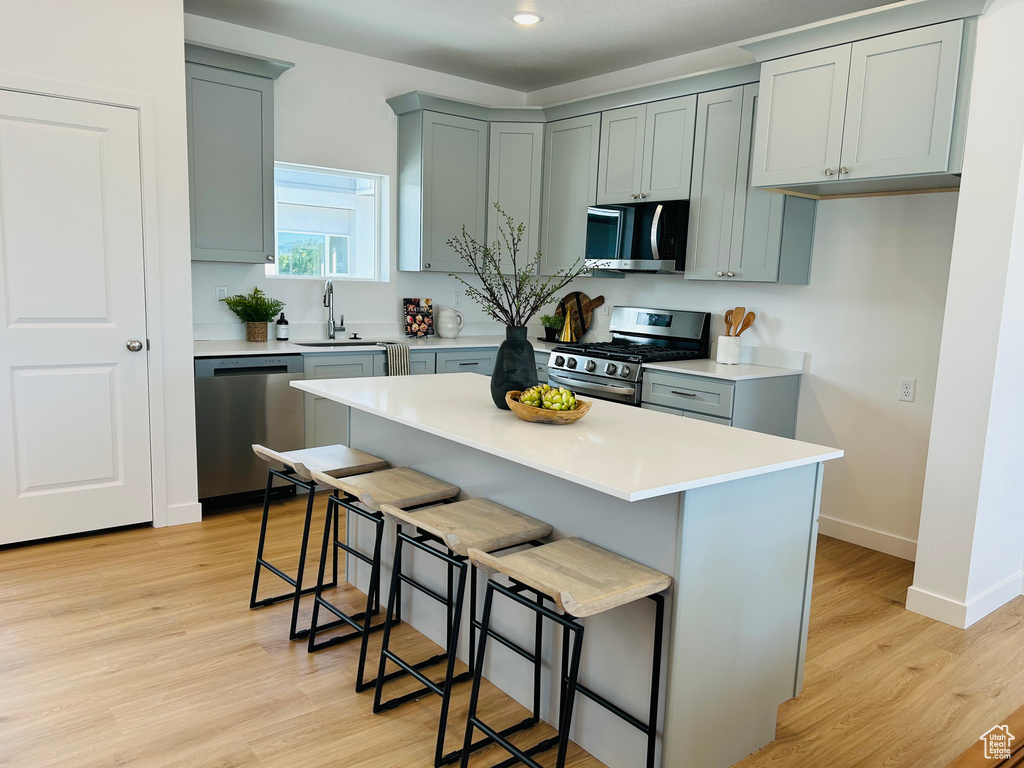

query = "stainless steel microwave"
(584, 199), (689, 273)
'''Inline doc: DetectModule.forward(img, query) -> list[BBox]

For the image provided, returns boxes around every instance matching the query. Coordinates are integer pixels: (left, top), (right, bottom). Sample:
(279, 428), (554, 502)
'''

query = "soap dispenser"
(275, 313), (290, 340)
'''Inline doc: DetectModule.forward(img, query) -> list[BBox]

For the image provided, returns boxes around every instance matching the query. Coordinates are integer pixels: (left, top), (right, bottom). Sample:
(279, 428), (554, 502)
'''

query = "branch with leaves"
(446, 204), (594, 327)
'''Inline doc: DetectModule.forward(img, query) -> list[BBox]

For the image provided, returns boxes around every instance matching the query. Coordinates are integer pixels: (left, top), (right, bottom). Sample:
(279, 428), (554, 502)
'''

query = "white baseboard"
(163, 501), (203, 527)
(818, 515), (917, 561)
(906, 571), (1024, 628)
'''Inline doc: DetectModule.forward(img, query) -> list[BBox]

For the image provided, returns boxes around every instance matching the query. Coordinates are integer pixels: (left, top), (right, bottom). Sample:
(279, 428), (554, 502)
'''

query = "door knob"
(716, 271), (725, 277)
(839, 166), (850, 175)
(629, 194), (638, 200)
(726, 271), (735, 277)
(824, 168), (835, 176)
(126, 339), (144, 352)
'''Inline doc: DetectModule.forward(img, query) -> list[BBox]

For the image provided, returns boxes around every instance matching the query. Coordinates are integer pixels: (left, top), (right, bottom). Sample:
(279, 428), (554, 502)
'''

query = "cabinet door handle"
(458, 361), (479, 366)
(716, 271), (724, 277)
(824, 168), (835, 176)
(839, 166), (850, 175)
(629, 194), (638, 200)
(639, 192), (647, 199)
(726, 271), (735, 277)
(671, 390), (697, 397)
(424, 262), (431, 269)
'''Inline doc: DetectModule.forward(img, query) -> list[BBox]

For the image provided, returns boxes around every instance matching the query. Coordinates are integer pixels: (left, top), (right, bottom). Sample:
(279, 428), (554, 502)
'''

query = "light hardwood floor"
(2, 495), (1023, 768)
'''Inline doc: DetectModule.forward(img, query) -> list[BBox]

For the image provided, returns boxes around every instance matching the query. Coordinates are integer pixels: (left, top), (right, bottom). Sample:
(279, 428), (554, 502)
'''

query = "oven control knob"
(585, 360), (596, 372)
(605, 363), (617, 375)
(554, 355), (565, 367)
(620, 365), (631, 378)
(567, 357), (578, 370)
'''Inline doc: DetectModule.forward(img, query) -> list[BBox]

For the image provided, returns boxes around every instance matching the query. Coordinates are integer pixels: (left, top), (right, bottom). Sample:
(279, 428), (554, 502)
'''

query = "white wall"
(908, 0), (1024, 628)
(576, 194), (957, 558)
(185, 15), (524, 340)
(0, 0), (200, 525)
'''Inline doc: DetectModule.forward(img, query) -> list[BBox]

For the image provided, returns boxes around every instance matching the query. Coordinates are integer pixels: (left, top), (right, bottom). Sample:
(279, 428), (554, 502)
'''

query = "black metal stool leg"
(647, 594), (665, 768)
(287, 485), (319, 640)
(556, 622), (585, 768)
(354, 512), (387, 692)
(434, 559), (468, 767)
(459, 580), (495, 768)
(248, 470), (276, 609)
(306, 492), (337, 651)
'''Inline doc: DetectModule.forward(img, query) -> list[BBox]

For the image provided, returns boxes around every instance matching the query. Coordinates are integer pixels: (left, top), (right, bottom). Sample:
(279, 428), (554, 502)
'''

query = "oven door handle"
(549, 372), (636, 397)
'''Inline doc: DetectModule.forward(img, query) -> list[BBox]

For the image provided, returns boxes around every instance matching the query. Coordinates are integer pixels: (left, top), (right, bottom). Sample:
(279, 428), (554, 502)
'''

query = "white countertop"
(293, 373), (841, 502)
(193, 335), (560, 358)
(641, 359), (803, 380)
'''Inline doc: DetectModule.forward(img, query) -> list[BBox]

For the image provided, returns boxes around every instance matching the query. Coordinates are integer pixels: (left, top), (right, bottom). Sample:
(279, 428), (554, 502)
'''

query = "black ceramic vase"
(490, 326), (539, 409)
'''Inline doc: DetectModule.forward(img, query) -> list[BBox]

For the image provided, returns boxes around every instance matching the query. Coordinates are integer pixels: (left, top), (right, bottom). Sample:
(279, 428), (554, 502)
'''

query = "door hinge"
(146, 339), (151, 351)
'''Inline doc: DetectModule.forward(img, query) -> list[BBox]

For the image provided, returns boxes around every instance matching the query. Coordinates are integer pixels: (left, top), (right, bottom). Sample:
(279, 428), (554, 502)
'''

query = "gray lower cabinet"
(487, 123), (544, 272)
(436, 349), (496, 375)
(372, 351), (436, 376)
(641, 369), (801, 438)
(751, 20), (965, 189)
(185, 62), (275, 264)
(397, 110), (489, 273)
(534, 349), (550, 383)
(302, 353), (376, 448)
(686, 84), (815, 284)
(540, 114), (600, 275)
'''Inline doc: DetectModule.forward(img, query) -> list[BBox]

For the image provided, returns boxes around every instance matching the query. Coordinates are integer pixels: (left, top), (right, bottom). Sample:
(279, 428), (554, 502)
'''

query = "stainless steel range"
(547, 306), (711, 405)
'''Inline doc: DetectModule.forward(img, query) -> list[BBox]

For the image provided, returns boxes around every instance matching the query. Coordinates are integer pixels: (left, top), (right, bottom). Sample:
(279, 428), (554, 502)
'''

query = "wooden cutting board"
(556, 292), (605, 340)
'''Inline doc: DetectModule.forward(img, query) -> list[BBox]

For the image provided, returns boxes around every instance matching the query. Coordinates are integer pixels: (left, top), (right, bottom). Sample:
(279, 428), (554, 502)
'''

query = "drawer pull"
(458, 361), (479, 366)
(671, 390), (697, 397)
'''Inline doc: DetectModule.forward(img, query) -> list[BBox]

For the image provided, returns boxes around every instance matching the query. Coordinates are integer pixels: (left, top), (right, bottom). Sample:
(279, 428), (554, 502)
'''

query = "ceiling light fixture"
(511, 12), (542, 26)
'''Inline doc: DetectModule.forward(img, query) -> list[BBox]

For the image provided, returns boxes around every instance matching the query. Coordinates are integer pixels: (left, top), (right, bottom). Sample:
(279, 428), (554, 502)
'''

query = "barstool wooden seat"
(306, 468), (460, 691)
(462, 538), (672, 768)
(248, 443), (387, 642)
(374, 499), (552, 766)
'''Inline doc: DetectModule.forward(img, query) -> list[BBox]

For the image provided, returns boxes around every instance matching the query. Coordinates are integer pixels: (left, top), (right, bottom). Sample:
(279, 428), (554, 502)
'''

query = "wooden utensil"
(736, 311), (756, 336)
(556, 293), (605, 340)
(732, 306), (745, 336)
(724, 309), (734, 336)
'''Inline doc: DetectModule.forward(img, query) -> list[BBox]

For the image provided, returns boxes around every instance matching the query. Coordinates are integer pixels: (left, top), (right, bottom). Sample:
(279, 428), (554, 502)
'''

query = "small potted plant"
(540, 314), (565, 342)
(221, 287), (285, 342)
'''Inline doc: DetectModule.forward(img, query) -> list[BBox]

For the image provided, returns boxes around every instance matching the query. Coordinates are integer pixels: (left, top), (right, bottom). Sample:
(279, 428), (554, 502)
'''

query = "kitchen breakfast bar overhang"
(293, 373), (842, 768)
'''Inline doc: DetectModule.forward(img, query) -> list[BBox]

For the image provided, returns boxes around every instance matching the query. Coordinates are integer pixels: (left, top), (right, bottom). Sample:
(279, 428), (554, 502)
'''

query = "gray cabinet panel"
(372, 351), (436, 376)
(751, 46), (850, 188)
(641, 95), (697, 202)
(686, 86), (745, 281)
(840, 21), (963, 179)
(540, 114), (600, 275)
(302, 353), (375, 448)
(436, 349), (496, 375)
(397, 111), (487, 272)
(487, 122), (544, 272)
(186, 63), (274, 263)
(642, 371), (735, 419)
(596, 104), (646, 204)
(421, 111), (489, 273)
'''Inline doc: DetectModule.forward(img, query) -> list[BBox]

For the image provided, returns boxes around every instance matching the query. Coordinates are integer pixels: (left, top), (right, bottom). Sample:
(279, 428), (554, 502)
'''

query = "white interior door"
(0, 89), (152, 544)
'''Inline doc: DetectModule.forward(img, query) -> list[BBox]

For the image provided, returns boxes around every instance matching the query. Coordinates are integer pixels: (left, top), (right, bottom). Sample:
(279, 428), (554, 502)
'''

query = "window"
(267, 162), (387, 281)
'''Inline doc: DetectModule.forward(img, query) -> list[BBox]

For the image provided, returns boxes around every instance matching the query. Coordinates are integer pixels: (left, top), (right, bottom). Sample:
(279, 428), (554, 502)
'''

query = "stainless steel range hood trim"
(585, 259), (683, 273)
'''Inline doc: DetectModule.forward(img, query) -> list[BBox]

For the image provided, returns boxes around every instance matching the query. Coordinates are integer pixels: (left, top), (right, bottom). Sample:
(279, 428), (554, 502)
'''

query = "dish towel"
(378, 342), (411, 376)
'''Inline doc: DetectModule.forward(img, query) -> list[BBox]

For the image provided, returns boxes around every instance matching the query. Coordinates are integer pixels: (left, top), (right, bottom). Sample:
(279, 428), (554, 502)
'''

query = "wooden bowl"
(505, 391), (592, 425)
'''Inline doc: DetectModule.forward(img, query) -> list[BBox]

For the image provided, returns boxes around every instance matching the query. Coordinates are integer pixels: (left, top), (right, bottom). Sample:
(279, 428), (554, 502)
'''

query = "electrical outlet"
(899, 377), (917, 402)
(600, 303), (610, 316)
(452, 291), (463, 309)
(215, 285), (228, 301)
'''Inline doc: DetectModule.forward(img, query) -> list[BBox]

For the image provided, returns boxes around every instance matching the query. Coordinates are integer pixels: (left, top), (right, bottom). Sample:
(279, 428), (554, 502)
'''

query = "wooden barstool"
(307, 467), (460, 692)
(462, 538), (672, 768)
(375, 499), (553, 767)
(249, 444), (388, 641)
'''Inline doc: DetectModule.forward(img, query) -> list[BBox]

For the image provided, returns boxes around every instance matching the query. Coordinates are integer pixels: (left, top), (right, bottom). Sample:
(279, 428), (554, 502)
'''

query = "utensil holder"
(716, 336), (741, 365)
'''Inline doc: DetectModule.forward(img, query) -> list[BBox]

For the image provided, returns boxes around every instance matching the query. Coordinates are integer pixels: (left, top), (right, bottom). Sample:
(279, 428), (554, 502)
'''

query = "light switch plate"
(453, 291), (463, 309)
(215, 286), (228, 301)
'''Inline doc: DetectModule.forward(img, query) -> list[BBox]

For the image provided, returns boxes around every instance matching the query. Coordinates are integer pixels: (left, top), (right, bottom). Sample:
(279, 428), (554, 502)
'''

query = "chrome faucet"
(323, 279), (345, 339)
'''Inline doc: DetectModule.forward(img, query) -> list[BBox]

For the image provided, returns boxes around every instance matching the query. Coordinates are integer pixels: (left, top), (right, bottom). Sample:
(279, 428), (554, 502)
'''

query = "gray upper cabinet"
(397, 110), (489, 273)
(751, 20), (964, 189)
(540, 114), (600, 275)
(640, 95), (697, 202)
(596, 104), (646, 204)
(840, 22), (963, 180)
(597, 96), (696, 204)
(487, 122), (544, 272)
(687, 84), (816, 284)
(186, 63), (275, 263)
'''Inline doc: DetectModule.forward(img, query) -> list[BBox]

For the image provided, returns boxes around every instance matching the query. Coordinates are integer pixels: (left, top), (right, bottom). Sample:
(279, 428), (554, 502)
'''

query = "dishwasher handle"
(195, 355), (304, 377)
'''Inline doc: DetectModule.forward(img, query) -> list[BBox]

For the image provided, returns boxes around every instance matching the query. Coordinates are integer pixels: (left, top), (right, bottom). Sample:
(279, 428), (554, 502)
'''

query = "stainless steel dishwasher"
(194, 355), (305, 501)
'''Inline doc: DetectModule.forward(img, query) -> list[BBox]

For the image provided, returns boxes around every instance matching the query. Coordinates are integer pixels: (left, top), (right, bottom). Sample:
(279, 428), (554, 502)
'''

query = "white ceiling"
(183, 0), (903, 92)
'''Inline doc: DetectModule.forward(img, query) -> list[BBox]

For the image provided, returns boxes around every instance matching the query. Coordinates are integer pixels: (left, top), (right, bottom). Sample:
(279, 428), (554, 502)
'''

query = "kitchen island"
(293, 373), (842, 768)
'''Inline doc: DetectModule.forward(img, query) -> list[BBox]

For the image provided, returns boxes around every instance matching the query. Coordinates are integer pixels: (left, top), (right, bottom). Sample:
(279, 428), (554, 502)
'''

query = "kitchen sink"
(291, 340), (381, 347)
